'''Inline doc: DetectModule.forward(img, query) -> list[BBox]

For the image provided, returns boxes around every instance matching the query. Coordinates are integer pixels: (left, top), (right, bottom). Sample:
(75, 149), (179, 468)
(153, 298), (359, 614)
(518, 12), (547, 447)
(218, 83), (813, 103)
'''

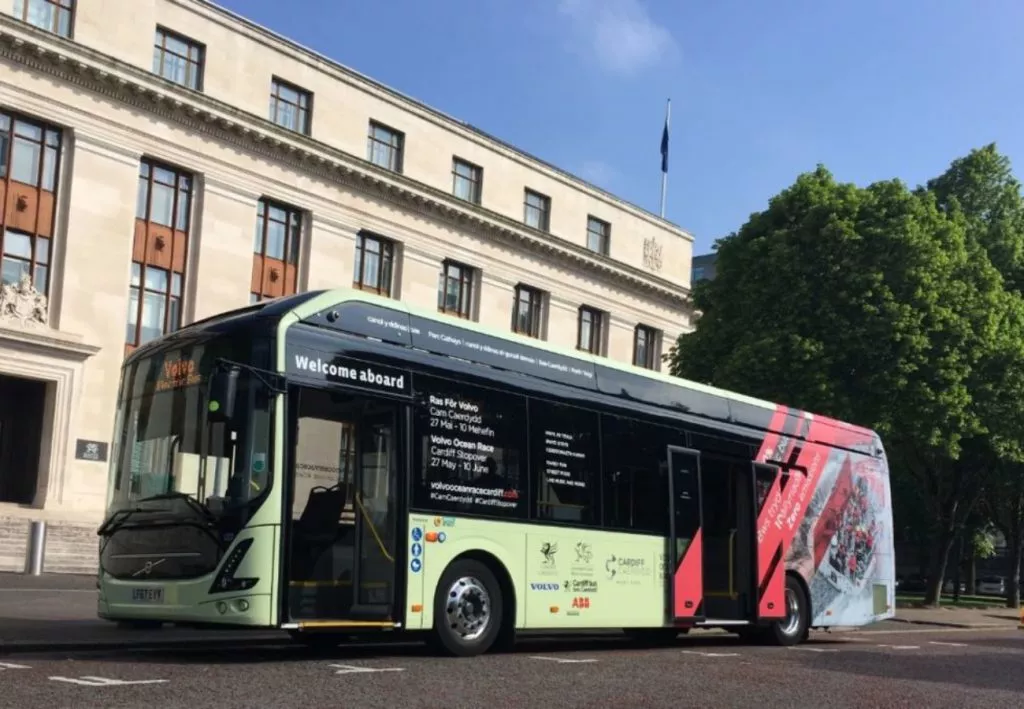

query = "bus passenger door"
(285, 387), (399, 625)
(752, 462), (786, 621)
(667, 446), (704, 623)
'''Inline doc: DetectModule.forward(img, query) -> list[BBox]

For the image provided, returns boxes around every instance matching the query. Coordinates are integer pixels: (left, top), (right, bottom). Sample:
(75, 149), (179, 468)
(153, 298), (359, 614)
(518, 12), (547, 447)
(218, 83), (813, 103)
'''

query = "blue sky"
(217, 0), (1024, 256)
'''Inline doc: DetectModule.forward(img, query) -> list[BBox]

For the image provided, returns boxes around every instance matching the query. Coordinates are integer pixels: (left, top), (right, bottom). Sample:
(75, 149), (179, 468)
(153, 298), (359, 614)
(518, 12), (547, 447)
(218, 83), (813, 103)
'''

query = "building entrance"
(0, 374), (47, 505)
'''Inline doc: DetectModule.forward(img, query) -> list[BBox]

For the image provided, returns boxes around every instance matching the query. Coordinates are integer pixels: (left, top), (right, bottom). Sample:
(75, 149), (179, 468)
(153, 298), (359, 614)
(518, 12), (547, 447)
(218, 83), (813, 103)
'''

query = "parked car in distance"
(976, 576), (1005, 596)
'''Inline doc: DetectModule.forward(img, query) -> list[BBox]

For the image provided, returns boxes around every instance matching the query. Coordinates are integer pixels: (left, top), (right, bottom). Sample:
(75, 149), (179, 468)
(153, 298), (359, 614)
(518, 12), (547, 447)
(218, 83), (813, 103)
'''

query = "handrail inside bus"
(354, 492), (395, 564)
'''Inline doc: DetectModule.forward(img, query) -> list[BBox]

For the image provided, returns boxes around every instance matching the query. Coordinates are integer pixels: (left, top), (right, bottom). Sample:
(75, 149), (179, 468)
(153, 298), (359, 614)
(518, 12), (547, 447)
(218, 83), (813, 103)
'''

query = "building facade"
(0, 0), (693, 569)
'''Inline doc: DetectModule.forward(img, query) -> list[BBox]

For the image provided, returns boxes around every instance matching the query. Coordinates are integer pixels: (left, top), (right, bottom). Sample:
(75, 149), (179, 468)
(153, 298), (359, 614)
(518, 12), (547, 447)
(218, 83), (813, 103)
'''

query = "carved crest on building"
(642, 237), (663, 272)
(0, 273), (49, 327)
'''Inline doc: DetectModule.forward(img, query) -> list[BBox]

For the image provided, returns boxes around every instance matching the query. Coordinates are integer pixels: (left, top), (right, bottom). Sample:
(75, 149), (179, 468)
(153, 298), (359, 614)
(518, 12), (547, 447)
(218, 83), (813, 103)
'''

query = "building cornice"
(0, 18), (691, 311)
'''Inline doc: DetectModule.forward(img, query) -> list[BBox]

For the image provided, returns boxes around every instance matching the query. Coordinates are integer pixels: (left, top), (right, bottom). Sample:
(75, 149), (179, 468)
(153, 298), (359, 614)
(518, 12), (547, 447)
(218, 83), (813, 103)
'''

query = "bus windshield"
(105, 338), (274, 525)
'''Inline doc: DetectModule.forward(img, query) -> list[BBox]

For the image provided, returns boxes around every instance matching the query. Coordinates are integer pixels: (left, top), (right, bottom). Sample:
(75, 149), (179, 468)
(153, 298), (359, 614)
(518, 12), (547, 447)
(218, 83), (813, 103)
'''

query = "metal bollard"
(24, 520), (46, 576)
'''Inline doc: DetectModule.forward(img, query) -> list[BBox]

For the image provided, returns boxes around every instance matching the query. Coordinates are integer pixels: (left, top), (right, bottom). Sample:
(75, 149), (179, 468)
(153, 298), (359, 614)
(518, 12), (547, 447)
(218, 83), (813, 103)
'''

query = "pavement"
(1, 573), (1023, 706)
(0, 626), (1022, 708)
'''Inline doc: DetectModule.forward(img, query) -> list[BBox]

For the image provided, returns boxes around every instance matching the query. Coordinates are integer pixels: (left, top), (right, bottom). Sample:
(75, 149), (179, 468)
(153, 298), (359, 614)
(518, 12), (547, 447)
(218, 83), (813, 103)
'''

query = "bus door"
(285, 386), (401, 626)
(752, 462), (786, 621)
(667, 446), (704, 623)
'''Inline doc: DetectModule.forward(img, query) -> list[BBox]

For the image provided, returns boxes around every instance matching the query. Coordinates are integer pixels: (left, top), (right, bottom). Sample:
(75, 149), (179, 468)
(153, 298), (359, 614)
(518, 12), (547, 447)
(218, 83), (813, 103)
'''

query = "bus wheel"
(768, 576), (809, 646)
(431, 558), (503, 657)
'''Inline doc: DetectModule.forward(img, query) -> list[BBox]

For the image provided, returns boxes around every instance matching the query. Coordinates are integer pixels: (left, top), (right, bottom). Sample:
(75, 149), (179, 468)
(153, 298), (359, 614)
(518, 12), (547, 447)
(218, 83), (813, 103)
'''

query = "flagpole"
(659, 98), (671, 219)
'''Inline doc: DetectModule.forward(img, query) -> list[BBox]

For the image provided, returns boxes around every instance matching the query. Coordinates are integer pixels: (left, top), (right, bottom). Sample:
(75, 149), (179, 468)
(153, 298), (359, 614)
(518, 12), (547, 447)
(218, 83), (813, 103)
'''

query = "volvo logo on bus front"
(132, 559), (166, 577)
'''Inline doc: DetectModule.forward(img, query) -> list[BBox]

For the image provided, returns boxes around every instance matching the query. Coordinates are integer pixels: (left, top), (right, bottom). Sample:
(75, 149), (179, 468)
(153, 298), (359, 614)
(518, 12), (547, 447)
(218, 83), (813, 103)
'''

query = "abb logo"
(571, 596), (590, 609)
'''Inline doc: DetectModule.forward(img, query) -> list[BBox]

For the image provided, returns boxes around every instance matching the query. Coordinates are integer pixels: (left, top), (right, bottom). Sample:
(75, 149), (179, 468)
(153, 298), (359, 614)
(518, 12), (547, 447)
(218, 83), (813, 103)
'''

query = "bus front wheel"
(430, 558), (504, 657)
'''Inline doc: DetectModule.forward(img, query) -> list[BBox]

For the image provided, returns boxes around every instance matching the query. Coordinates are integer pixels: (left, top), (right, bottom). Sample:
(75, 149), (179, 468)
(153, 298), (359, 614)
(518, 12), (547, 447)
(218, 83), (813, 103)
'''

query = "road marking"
(528, 656), (598, 664)
(877, 644), (920, 650)
(849, 625), (1013, 635)
(0, 662), (30, 670)
(788, 646), (839, 653)
(929, 641), (968, 647)
(329, 664), (405, 675)
(49, 676), (168, 687)
(681, 650), (740, 657)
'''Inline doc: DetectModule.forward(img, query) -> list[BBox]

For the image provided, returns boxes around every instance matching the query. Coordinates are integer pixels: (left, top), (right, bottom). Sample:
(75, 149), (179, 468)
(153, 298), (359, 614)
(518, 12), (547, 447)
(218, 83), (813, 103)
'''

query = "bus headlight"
(209, 537), (259, 593)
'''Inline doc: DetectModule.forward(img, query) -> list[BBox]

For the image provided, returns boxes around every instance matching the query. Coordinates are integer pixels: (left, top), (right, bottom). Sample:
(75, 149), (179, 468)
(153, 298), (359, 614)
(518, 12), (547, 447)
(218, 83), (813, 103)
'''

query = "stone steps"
(0, 517), (98, 575)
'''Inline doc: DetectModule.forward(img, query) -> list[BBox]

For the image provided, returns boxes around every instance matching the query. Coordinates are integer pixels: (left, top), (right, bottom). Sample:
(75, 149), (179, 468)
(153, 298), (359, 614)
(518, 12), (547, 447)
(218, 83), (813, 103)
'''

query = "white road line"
(528, 656), (597, 664)
(877, 644), (920, 650)
(681, 650), (740, 657)
(49, 676), (168, 687)
(849, 625), (1013, 635)
(329, 664), (405, 675)
(788, 646), (839, 653)
(929, 641), (968, 647)
(0, 662), (30, 670)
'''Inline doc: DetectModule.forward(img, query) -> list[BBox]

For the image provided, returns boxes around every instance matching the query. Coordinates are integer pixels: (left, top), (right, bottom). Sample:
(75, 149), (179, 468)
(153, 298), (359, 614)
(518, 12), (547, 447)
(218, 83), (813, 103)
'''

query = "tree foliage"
(670, 149), (1024, 606)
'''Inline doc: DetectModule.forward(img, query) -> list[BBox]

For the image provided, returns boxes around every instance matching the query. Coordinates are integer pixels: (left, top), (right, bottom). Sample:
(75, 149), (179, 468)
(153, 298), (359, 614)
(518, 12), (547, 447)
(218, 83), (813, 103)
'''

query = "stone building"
(0, 0), (693, 572)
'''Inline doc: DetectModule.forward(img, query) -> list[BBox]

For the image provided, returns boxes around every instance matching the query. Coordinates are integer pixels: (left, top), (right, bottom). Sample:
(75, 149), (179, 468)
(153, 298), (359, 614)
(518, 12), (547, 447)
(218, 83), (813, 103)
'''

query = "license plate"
(130, 587), (164, 603)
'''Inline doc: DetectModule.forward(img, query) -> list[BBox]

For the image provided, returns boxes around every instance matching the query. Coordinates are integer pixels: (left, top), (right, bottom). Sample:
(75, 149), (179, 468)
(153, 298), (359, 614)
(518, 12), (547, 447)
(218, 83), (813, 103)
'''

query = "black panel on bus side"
(300, 301), (600, 392)
(593, 365), (732, 423)
(302, 301), (414, 347)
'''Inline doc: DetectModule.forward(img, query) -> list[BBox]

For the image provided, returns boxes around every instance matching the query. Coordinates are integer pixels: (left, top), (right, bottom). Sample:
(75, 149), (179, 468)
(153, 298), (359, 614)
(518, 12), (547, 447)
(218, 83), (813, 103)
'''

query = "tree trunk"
(1007, 522), (1022, 609)
(966, 551), (977, 594)
(924, 524), (957, 606)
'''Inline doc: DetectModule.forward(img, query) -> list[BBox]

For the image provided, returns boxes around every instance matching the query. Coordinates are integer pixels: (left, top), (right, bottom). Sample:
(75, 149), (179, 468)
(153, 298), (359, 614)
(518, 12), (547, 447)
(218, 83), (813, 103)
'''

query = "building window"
(692, 265), (705, 282)
(269, 78), (311, 134)
(452, 158), (482, 204)
(586, 216), (610, 255)
(126, 263), (182, 348)
(577, 306), (605, 355)
(0, 110), (62, 300)
(251, 198), (302, 303)
(152, 27), (204, 91)
(438, 260), (474, 319)
(352, 232), (394, 296)
(512, 284), (543, 338)
(633, 324), (660, 370)
(13, 0), (73, 37)
(523, 189), (550, 232)
(367, 121), (403, 173)
(128, 159), (193, 350)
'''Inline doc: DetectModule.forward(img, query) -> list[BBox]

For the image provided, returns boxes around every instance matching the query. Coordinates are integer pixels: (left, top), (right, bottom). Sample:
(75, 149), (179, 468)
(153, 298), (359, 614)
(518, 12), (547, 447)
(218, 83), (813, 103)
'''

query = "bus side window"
(528, 398), (599, 525)
(600, 415), (677, 536)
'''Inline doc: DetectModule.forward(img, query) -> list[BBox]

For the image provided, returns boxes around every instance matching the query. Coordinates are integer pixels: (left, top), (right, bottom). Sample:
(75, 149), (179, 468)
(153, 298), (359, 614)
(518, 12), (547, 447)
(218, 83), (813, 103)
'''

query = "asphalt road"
(0, 626), (1021, 709)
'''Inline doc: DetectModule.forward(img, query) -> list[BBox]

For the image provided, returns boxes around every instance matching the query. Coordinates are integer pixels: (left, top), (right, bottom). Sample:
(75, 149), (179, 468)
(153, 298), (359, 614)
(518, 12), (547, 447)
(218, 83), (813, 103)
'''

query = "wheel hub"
(780, 586), (801, 636)
(445, 576), (491, 641)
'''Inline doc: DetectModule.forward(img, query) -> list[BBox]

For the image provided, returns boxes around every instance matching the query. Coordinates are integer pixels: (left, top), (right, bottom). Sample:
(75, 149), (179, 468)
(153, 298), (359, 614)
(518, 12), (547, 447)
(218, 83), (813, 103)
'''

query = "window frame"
(269, 77), (312, 135)
(451, 157), (482, 205)
(633, 324), (660, 370)
(152, 25), (205, 91)
(576, 305), (605, 355)
(523, 188), (551, 232)
(251, 197), (303, 303)
(13, 0), (74, 38)
(437, 259), (474, 319)
(352, 231), (395, 297)
(366, 120), (404, 173)
(586, 215), (610, 255)
(511, 283), (544, 338)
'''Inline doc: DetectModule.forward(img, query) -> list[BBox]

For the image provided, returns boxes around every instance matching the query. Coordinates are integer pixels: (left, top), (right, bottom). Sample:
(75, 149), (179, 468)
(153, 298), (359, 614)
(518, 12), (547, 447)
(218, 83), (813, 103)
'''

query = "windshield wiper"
(138, 492), (216, 524)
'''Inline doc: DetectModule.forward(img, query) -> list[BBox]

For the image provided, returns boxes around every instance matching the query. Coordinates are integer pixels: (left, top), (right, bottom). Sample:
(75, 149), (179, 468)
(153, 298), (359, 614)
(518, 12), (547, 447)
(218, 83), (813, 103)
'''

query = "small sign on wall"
(75, 439), (108, 462)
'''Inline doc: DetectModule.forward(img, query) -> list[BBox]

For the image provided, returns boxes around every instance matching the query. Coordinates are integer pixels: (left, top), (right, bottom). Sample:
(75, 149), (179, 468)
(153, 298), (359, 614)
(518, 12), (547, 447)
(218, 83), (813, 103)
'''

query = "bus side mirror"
(207, 365), (240, 423)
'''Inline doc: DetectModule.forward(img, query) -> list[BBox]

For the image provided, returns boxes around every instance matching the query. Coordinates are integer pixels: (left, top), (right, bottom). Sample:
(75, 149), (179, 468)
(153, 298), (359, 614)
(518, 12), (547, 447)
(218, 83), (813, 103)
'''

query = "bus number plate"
(131, 587), (164, 603)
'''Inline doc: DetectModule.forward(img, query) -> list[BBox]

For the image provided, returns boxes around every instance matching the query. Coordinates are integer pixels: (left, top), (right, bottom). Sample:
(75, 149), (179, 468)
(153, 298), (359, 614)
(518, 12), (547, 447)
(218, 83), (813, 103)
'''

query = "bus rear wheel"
(430, 558), (503, 657)
(768, 575), (809, 646)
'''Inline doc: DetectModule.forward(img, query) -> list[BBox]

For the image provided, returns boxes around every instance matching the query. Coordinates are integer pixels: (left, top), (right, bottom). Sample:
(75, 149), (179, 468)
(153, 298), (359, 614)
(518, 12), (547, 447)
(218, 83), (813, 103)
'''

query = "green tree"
(670, 164), (1014, 606)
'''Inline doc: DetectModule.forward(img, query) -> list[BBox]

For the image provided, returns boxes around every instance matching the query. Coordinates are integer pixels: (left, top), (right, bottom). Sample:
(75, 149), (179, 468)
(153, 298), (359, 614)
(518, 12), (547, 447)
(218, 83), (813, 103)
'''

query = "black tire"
(767, 575), (809, 646)
(430, 558), (504, 657)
